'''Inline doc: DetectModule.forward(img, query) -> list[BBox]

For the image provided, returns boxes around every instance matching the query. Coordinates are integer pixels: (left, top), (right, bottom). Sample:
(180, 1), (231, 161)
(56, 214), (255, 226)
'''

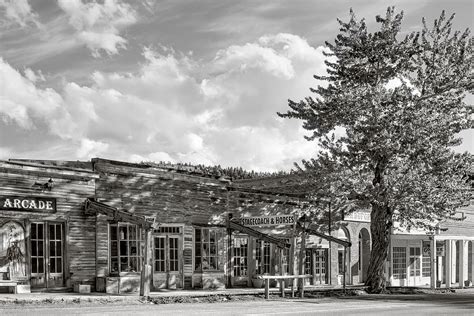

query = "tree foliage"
(279, 7), (473, 293)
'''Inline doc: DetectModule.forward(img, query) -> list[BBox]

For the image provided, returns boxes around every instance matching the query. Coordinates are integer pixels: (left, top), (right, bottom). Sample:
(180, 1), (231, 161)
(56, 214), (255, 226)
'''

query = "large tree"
(279, 8), (473, 293)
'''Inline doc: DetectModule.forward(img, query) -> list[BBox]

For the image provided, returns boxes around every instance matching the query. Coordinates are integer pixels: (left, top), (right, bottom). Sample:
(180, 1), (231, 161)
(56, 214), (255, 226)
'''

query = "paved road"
(1, 293), (473, 316)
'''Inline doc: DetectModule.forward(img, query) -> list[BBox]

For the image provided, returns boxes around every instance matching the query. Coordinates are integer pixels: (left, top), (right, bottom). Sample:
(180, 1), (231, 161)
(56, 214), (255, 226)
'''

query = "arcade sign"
(0, 196), (57, 213)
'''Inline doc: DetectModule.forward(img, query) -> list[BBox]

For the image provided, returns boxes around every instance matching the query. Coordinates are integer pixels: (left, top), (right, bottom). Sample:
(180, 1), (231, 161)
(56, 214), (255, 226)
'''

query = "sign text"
(239, 215), (295, 226)
(0, 196), (57, 213)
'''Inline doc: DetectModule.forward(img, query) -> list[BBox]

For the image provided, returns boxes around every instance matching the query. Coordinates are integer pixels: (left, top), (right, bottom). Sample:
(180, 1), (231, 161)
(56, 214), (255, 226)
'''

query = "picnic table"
(257, 274), (313, 299)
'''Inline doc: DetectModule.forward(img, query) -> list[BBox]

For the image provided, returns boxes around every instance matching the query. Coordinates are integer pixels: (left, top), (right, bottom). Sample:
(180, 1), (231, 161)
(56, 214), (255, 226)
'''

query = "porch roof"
(84, 198), (155, 229)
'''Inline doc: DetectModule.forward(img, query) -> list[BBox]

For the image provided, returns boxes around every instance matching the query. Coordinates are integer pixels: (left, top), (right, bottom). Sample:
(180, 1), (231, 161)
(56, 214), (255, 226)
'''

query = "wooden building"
(0, 160), (98, 292)
(0, 158), (374, 293)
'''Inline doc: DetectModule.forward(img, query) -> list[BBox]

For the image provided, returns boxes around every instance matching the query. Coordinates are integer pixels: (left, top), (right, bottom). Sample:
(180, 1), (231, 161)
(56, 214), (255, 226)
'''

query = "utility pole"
(328, 201), (331, 285)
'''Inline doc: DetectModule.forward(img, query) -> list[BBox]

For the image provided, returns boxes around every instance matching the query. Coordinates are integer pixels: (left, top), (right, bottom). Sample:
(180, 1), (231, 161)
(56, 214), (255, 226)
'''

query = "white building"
(388, 204), (474, 288)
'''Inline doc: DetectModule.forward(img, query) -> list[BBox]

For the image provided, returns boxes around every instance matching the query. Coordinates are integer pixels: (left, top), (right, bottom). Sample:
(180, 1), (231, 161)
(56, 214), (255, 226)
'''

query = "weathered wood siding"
(0, 161), (97, 289)
(92, 159), (377, 289)
(93, 160), (230, 289)
(94, 161), (229, 223)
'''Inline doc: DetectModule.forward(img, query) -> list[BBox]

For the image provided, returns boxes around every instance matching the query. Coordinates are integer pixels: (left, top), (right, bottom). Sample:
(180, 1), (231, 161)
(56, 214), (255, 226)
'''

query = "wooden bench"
(258, 275), (313, 299)
(0, 280), (19, 294)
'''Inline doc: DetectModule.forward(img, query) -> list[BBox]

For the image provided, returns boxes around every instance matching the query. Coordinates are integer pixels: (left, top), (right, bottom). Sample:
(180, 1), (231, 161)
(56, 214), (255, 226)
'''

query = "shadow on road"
(268, 292), (474, 310)
(335, 293), (474, 309)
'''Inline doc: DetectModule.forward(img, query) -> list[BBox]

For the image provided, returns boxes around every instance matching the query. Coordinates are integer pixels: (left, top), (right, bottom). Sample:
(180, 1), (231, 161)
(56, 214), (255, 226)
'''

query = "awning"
(228, 220), (290, 249)
(298, 223), (352, 248)
(84, 198), (156, 229)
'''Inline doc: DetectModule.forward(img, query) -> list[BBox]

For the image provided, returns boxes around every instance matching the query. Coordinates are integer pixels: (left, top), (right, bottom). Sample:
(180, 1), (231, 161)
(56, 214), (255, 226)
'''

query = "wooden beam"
(228, 220), (290, 249)
(298, 223), (351, 248)
(84, 198), (153, 229)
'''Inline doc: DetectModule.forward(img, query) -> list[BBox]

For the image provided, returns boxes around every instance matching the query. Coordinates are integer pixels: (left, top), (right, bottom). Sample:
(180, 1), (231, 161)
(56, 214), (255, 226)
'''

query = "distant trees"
(279, 8), (473, 293)
(143, 161), (292, 180)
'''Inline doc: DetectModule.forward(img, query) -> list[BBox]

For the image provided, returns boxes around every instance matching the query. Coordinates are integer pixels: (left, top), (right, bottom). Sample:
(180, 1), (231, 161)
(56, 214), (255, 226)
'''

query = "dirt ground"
(0, 287), (468, 307)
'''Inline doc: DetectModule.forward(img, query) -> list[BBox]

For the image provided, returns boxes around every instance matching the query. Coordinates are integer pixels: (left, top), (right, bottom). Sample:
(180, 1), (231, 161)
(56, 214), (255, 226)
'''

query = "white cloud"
(1, 33), (331, 171)
(57, 0), (137, 57)
(0, 0), (39, 27)
(212, 42), (295, 79)
(23, 68), (45, 83)
(77, 138), (109, 158)
(0, 58), (72, 133)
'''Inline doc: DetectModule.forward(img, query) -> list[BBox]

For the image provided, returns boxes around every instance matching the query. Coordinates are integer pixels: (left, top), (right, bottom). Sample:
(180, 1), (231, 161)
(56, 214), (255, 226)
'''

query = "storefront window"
(392, 247), (406, 279)
(110, 223), (142, 273)
(256, 240), (271, 274)
(195, 228), (220, 271)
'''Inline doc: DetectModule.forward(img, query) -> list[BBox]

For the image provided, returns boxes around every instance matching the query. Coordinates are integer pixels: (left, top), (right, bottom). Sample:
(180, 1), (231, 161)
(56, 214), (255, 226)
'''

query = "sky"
(0, 0), (473, 171)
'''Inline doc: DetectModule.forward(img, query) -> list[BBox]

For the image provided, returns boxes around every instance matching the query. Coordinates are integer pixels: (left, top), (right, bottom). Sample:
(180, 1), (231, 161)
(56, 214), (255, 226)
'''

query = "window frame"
(194, 227), (221, 272)
(109, 223), (143, 275)
(392, 246), (407, 279)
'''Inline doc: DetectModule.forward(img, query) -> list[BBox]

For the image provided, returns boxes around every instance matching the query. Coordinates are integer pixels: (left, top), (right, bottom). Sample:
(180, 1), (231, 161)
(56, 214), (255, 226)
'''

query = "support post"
(460, 240), (467, 288)
(279, 248), (284, 297)
(265, 279), (269, 299)
(280, 278), (285, 297)
(328, 202), (331, 285)
(227, 213), (233, 288)
(290, 214), (297, 291)
(291, 279), (295, 298)
(471, 241), (474, 286)
(445, 240), (452, 288)
(437, 241), (444, 287)
(343, 246), (347, 293)
(298, 228), (306, 298)
(430, 237), (436, 289)
(140, 228), (152, 296)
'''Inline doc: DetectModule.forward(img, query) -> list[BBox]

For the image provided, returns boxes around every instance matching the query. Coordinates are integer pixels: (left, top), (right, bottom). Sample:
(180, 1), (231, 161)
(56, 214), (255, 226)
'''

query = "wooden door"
(153, 235), (182, 289)
(313, 248), (327, 285)
(232, 236), (248, 286)
(30, 222), (64, 288)
(409, 247), (421, 286)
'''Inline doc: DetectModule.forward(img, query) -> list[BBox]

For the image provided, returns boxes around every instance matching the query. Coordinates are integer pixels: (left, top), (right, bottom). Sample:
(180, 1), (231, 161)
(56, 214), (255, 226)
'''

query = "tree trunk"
(365, 203), (392, 293)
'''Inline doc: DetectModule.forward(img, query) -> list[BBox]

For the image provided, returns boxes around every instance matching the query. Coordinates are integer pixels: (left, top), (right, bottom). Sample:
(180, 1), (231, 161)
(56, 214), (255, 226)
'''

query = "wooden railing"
(257, 275), (313, 299)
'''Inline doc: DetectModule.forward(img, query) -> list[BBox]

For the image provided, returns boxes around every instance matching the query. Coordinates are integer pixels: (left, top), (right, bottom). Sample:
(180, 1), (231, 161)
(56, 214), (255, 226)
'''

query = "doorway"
(408, 247), (421, 285)
(232, 236), (248, 286)
(153, 226), (183, 289)
(30, 222), (65, 289)
(305, 248), (328, 285)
